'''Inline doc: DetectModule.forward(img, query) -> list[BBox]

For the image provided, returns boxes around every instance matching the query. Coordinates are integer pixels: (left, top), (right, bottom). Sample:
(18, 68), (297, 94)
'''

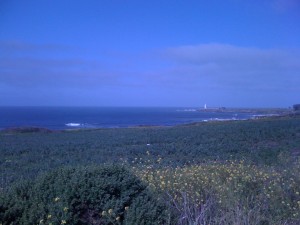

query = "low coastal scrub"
(134, 159), (300, 224)
(2, 161), (299, 224)
(1, 116), (300, 224)
(0, 165), (169, 225)
(2, 116), (300, 189)
(1, 127), (53, 134)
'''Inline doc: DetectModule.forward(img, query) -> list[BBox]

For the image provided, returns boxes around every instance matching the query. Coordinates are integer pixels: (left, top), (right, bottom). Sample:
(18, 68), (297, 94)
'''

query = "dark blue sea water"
(0, 107), (261, 130)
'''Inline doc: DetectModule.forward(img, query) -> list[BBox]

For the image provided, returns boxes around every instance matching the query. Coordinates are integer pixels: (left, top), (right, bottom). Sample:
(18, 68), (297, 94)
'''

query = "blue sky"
(0, 0), (299, 107)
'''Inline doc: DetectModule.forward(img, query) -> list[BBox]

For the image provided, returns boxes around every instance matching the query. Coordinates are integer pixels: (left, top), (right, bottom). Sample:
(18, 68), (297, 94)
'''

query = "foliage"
(1, 127), (53, 134)
(1, 116), (300, 224)
(134, 160), (300, 224)
(0, 165), (169, 225)
(1, 116), (300, 189)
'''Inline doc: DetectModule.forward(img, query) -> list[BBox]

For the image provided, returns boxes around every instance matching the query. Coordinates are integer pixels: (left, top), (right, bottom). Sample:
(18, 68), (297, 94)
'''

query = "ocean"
(0, 106), (263, 130)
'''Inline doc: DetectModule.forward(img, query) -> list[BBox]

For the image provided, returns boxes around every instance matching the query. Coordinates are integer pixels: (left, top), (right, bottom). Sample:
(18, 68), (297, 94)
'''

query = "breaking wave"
(65, 123), (81, 127)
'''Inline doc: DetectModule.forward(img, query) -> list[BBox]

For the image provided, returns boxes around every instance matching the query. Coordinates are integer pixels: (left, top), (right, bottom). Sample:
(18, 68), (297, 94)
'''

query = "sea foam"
(65, 123), (81, 127)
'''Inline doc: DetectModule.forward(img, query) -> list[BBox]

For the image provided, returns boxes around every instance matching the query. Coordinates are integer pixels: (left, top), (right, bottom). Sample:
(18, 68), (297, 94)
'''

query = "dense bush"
(0, 165), (169, 225)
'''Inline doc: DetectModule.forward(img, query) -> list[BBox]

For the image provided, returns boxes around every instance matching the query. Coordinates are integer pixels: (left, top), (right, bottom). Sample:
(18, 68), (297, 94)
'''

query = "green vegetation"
(0, 165), (168, 225)
(135, 160), (300, 224)
(1, 116), (300, 224)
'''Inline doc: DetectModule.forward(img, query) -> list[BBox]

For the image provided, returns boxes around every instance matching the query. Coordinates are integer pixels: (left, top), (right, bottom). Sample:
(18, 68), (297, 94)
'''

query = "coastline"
(0, 106), (293, 131)
(1, 111), (297, 134)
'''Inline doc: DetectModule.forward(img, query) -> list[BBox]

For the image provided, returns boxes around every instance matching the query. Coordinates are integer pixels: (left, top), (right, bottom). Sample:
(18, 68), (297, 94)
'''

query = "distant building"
(199, 104), (226, 112)
(293, 104), (300, 111)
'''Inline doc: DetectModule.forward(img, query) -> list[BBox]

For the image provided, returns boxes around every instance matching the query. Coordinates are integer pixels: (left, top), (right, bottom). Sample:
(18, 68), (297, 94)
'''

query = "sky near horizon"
(0, 0), (299, 108)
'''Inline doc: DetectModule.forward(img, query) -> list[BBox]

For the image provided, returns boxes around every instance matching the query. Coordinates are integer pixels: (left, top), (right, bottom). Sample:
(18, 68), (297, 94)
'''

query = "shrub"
(0, 165), (169, 225)
(135, 161), (300, 224)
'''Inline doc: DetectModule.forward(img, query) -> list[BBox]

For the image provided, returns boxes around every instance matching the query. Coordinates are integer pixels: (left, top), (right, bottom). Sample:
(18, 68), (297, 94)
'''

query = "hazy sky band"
(0, 0), (299, 107)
